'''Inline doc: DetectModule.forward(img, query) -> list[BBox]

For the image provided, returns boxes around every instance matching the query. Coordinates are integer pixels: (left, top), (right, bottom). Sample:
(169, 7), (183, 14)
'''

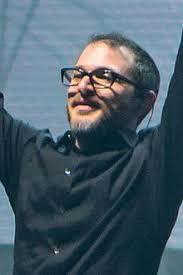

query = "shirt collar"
(56, 128), (138, 155)
(117, 128), (138, 148)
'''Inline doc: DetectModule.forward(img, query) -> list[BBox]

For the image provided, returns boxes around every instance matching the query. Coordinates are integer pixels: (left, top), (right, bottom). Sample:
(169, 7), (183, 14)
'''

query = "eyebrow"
(74, 65), (84, 70)
(74, 65), (121, 74)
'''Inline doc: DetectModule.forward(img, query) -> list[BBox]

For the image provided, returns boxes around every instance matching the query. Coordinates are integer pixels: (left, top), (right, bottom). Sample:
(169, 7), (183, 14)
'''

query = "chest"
(16, 143), (153, 238)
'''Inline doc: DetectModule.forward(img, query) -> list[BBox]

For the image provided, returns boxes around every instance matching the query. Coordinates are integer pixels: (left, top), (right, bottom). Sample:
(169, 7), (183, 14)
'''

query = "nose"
(77, 75), (95, 96)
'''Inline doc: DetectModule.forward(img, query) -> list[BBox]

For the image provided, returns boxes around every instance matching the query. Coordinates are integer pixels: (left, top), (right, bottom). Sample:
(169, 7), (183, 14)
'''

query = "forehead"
(75, 42), (135, 74)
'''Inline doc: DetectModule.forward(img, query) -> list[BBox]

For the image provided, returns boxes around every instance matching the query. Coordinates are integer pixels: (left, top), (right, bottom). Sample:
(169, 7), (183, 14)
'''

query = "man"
(0, 30), (183, 275)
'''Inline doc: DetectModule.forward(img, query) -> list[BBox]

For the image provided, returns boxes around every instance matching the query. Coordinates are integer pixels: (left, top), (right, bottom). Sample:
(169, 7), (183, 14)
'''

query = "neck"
(71, 128), (132, 154)
(73, 131), (105, 153)
(70, 120), (138, 154)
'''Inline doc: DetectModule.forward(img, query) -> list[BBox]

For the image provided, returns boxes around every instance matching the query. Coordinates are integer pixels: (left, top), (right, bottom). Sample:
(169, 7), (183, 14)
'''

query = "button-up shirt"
(1, 32), (183, 275)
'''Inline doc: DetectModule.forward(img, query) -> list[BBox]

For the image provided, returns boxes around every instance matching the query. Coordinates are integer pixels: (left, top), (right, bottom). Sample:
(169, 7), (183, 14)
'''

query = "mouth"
(72, 100), (100, 113)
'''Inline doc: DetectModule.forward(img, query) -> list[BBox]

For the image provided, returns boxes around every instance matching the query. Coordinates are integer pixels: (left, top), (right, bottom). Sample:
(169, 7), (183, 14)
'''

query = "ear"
(137, 90), (157, 124)
(146, 90), (157, 107)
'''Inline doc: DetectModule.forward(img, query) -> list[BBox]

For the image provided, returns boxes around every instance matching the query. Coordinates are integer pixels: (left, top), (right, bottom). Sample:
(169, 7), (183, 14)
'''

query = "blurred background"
(0, 0), (183, 274)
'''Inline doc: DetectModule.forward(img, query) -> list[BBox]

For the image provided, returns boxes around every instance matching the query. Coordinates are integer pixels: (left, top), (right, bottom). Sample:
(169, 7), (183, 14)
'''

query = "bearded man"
(0, 30), (183, 275)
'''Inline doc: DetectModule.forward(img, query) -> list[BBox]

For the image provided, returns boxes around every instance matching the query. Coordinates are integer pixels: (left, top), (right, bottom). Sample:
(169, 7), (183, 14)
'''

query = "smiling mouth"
(74, 104), (97, 114)
(72, 100), (99, 112)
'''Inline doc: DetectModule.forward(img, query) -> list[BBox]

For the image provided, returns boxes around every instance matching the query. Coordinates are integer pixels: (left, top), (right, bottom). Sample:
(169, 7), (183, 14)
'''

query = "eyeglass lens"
(62, 69), (113, 88)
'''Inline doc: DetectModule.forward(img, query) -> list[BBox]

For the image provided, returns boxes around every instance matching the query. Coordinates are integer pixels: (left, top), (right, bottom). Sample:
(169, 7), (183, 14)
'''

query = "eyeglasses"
(61, 67), (141, 90)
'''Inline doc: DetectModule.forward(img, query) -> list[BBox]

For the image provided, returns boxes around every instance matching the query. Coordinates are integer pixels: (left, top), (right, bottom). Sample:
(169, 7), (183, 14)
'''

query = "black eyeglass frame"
(61, 67), (143, 91)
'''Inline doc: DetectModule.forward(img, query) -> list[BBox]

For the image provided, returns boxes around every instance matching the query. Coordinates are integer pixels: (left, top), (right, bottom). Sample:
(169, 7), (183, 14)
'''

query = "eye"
(71, 71), (82, 80)
(63, 69), (83, 86)
(94, 69), (113, 80)
(115, 77), (126, 84)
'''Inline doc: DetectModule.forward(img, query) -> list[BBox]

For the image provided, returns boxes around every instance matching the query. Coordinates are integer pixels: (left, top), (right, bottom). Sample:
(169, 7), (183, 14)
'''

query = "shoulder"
(138, 126), (159, 145)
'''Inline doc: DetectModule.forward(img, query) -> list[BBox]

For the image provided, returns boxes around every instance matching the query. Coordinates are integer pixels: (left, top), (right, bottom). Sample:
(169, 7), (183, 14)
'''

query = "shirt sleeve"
(160, 31), (183, 192)
(0, 92), (39, 204)
(152, 31), (183, 238)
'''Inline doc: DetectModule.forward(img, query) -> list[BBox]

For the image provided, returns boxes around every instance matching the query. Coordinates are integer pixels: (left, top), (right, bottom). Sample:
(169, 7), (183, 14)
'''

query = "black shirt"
(1, 33), (183, 275)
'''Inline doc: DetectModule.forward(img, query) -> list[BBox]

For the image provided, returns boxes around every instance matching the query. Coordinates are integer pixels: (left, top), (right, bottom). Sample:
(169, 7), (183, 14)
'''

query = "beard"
(66, 104), (116, 140)
(66, 89), (139, 142)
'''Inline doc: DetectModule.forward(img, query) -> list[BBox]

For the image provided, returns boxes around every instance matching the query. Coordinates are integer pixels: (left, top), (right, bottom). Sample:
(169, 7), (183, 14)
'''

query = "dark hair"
(87, 32), (160, 95)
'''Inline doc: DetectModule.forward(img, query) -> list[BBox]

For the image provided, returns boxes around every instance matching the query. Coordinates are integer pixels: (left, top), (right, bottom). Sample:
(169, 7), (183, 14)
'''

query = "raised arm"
(151, 31), (183, 240)
(0, 92), (39, 208)
(160, 31), (183, 189)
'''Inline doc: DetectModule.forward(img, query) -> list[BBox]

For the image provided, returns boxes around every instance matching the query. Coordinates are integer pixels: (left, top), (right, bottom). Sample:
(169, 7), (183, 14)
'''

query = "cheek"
(66, 100), (74, 118)
(67, 86), (77, 99)
(97, 89), (114, 103)
(104, 92), (136, 115)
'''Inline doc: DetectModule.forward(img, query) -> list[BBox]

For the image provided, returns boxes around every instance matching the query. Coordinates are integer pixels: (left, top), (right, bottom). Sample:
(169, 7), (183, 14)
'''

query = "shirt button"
(59, 206), (65, 215)
(65, 168), (71, 175)
(53, 247), (60, 255)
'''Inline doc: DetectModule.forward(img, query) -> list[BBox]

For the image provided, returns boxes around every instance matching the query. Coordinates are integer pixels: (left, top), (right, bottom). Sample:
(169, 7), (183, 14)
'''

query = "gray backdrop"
(0, 0), (183, 274)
